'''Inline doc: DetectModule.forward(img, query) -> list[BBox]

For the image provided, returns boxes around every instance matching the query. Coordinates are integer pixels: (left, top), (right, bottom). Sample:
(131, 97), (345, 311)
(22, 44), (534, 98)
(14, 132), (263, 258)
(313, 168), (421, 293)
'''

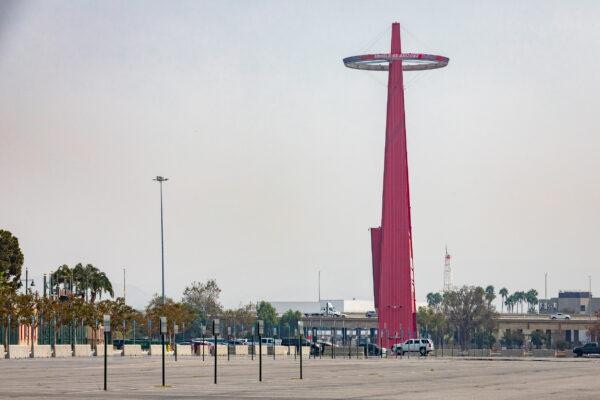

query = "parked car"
(573, 342), (600, 357)
(192, 339), (214, 347)
(550, 313), (571, 320)
(393, 338), (434, 356)
(281, 338), (312, 350)
(228, 338), (248, 345)
(365, 310), (377, 318)
(359, 342), (386, 356)
(260, 337), (274, 345)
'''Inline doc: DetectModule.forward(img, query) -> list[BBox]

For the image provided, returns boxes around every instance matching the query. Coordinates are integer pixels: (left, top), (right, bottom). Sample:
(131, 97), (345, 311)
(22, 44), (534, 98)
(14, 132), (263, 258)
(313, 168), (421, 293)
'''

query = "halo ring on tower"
(343, 53), (449, 71)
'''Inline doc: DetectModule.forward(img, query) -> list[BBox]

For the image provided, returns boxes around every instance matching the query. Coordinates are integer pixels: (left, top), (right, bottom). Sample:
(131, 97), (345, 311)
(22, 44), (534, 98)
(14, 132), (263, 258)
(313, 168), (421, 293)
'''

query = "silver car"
(550, 313), (571, 320)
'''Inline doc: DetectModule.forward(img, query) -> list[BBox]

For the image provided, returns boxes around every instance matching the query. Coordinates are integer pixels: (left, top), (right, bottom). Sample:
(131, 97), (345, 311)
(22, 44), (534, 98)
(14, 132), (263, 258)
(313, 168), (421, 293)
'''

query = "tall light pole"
(123, 267), (126, 303)
(589, 275), (592, 321)
(154, 176), (168, 305)
(318, 269), (321, 303)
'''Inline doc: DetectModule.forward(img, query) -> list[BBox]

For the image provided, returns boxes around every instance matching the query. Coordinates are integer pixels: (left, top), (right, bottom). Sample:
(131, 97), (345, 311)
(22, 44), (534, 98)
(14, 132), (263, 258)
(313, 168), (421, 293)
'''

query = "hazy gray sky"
(2, 1), (599, 309)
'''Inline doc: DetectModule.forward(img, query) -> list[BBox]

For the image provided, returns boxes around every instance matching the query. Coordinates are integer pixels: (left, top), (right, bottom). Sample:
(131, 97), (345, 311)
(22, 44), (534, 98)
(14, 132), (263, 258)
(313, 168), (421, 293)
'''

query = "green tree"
(442, 286), (497, 350)
(54, 264), (113, 302)
(499, 288), (508, 313)
(426, 292), (443, 310)
(279, 309), (303, 335)
(416, 305), (447, 346)
(484, 285), (496, 308)
(501, 330), (524, 349)
(182, 279), (223, 323)
(0, 287), (17, 346)
(220, 303), (256, 338)
(530, 330), (546, 349)
(51, 264), (73, 293)
(505, 294), (515, 313)
(256, 301), (278, 332)
(525, 289), (539, 313)
(512, 291), (525, 314)
(0, 230), (24, 291)
(145, 295), (194, 337)
(86, 267), (113, 303)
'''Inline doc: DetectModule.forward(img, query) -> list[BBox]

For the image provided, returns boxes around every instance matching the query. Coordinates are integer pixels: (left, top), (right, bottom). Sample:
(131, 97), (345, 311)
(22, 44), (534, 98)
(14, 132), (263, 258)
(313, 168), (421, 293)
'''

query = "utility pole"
(589, 275), (592, 321)
(123, 267), (126, 303)
(154, 176), (169, 305)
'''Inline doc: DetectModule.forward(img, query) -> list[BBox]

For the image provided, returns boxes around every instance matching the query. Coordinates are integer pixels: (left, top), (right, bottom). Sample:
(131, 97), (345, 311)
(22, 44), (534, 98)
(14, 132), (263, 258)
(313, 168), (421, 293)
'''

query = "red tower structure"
(344, 23), (448, 348)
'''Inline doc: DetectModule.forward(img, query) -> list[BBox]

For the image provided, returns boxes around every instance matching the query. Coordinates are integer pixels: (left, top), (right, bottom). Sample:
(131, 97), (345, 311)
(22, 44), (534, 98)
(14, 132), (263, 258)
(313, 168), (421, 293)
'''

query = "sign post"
(103, 314), (110, 391)
(201, 324), (206, 361)
(273, 326), (277, 360)
(297, 321), (304, 380)
(213, 319), (220, 384)
(227, 326), (231, 361)
(257, 320), (264, 382)
(251, 326), (255, 361)
(160, 316), (167, 387)
(173, 323), (179, 362)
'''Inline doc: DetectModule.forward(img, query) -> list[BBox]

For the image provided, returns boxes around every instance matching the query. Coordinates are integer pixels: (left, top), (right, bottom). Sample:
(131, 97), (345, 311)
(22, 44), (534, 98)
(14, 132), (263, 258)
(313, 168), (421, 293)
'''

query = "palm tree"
(526, 289), (539, 313)
(505, 294), (515, 313)
(514, 291), (527, 314)
(73, 263), (88, 298)
(73, 263), (100, 301)
(66, 263), (113, 303)
(89, 270), (113, 303)
(499, 288), (509, 313)
(426, 292), (443, 310)
(484, 285), (496, 308)
(51, 265), (74, 295)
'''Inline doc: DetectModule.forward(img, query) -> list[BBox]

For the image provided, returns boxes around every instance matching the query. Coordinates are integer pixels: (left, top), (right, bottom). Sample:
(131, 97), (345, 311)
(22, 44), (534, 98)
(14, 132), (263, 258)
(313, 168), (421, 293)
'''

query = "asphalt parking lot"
(1, 356), (599, 399)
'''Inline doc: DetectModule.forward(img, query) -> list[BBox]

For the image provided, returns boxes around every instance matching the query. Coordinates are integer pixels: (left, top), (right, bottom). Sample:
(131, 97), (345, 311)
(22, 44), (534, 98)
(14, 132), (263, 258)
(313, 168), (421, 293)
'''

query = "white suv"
(393, 338), (434, 356)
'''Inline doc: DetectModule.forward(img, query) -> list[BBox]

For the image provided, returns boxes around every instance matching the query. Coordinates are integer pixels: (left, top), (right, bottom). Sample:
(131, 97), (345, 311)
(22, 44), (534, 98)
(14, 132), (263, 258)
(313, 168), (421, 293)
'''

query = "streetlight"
(153, 175), (169, 305)
(22, 267), (35, 295)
